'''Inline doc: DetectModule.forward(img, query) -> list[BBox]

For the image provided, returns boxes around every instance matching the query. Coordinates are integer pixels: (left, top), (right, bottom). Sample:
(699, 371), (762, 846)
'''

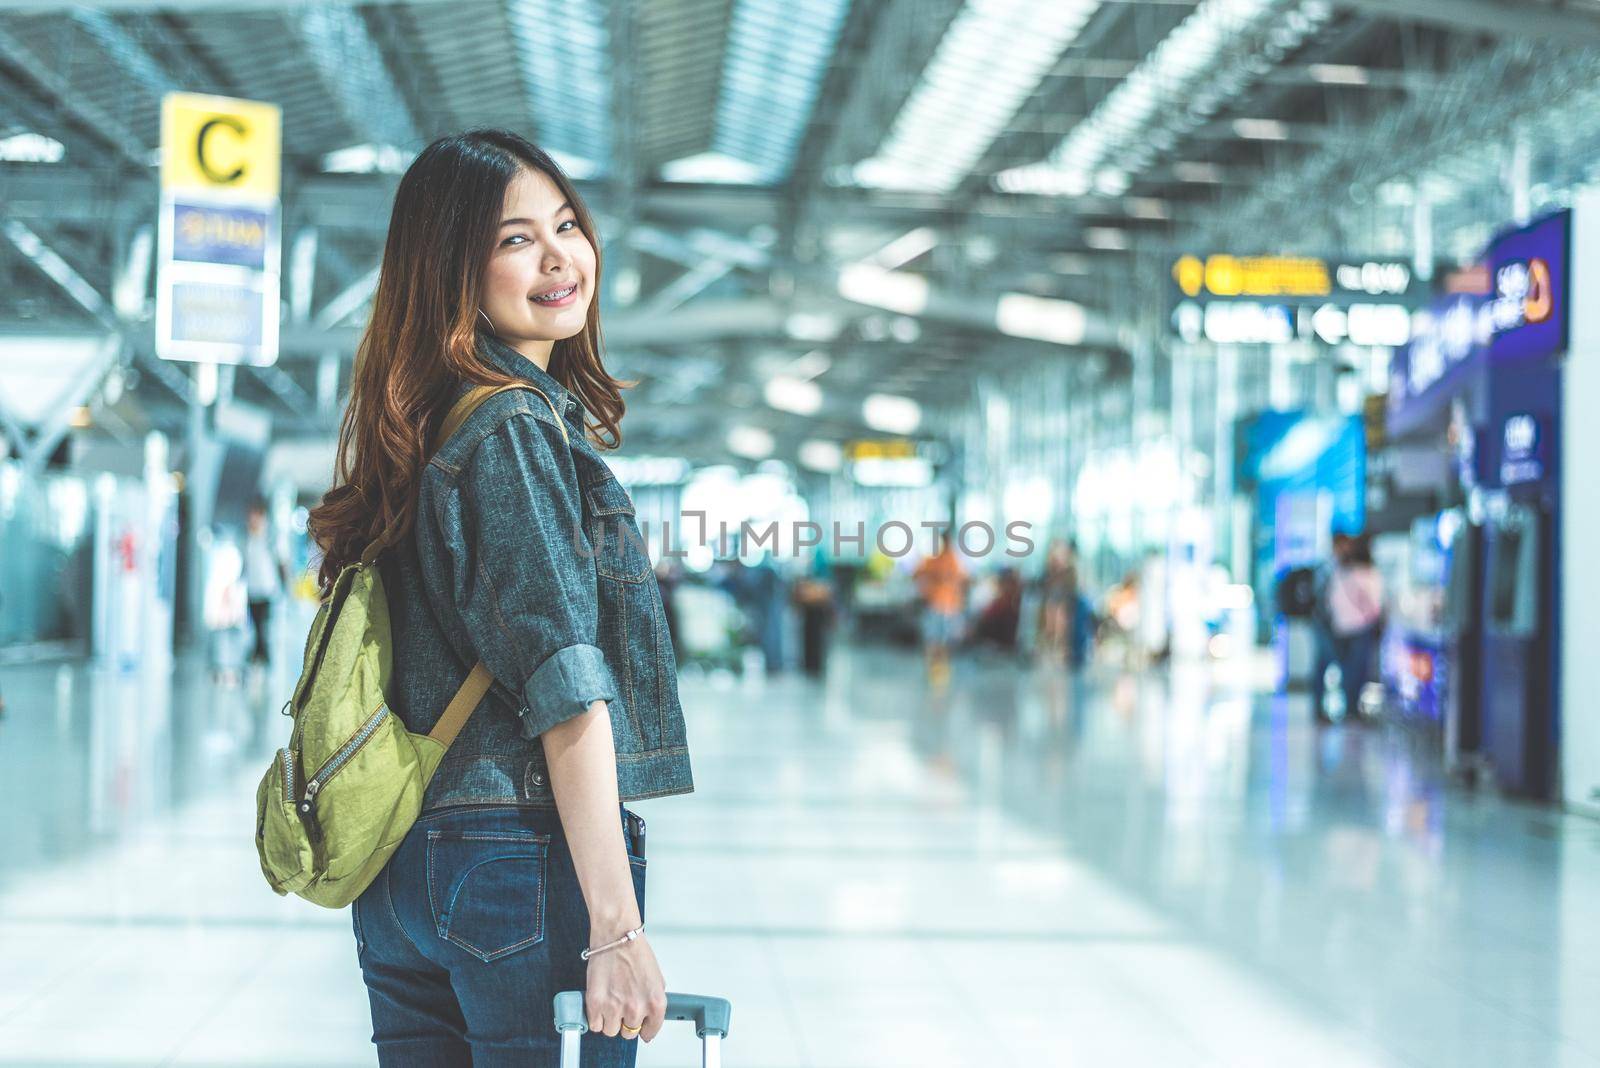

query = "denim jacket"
(380, 332), (694, 810)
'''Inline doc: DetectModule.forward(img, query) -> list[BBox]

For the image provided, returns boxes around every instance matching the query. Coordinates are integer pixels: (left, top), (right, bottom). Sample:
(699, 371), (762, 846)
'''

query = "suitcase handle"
(554, 990), (732, 1040)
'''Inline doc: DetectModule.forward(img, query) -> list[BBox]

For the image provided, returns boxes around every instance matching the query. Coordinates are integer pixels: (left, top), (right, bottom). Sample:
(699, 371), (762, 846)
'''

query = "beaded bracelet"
(581, 923), (644, 961)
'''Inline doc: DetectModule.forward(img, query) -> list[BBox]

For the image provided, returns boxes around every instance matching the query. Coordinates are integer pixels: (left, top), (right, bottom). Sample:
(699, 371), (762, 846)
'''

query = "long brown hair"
(307, 128), (628, 594)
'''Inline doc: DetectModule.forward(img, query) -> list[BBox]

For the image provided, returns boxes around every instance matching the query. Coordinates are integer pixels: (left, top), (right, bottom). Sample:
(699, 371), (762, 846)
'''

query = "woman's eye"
(502, 235), (527, 247)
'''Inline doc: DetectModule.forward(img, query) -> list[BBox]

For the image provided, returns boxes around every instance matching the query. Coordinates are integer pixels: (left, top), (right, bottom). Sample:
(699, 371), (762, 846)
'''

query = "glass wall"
(0, 462), (96, 651)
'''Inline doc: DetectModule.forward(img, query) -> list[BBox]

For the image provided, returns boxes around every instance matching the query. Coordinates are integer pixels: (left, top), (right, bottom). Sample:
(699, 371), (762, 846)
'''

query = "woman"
(307, 129), (694, 1065)
(1327, 534), (1385, 722)
(1034, 538), (1077, 666)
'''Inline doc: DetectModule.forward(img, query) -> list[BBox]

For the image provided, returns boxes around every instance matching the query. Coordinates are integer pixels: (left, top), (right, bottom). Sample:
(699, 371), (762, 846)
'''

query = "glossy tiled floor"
(1, 632), (1597, 1067)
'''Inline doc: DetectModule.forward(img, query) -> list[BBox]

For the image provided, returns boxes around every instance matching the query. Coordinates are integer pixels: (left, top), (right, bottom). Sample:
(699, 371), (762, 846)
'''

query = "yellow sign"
(845, 439), (916, 461)
(1172, 254), (1332, 298)
(161, 93), (281, 199)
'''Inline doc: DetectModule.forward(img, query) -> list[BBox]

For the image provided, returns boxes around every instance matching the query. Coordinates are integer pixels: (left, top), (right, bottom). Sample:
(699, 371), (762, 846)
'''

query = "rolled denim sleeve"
(429, 411), (617, 738)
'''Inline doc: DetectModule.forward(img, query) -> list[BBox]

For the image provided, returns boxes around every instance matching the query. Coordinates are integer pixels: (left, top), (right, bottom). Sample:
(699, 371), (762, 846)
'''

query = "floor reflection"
(0, 639), (1594, 1066)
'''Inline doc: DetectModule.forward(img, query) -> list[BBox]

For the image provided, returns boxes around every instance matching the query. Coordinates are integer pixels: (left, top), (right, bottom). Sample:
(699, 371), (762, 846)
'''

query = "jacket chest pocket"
(585, 478), (652, 583)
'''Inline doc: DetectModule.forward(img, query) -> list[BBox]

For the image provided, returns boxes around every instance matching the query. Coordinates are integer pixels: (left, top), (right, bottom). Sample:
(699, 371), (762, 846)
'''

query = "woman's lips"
(529, 282), (579, 308)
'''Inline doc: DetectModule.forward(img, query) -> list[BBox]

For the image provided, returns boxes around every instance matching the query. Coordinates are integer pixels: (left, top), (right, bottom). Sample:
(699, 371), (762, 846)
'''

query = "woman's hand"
(585, 931), (668, 1041)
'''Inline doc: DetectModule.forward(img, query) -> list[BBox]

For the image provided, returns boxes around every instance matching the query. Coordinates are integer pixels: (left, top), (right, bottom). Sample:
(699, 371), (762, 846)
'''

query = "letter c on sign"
(196, 116), (248, 185)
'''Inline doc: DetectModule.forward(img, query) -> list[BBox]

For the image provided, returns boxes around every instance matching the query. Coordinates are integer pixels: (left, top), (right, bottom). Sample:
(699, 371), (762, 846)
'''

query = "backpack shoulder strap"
(435, 381), (570, 453)
(429, 662), (494, 747)
(357, 382), (570, 567)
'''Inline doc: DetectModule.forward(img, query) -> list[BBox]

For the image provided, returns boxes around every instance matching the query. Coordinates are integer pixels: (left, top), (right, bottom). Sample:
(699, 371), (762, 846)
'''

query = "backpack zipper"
(297, 704), (390, 818)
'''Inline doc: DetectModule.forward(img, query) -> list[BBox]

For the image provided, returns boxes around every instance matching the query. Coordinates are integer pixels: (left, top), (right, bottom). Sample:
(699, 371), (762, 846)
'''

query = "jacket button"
(531, 772), (546, 788)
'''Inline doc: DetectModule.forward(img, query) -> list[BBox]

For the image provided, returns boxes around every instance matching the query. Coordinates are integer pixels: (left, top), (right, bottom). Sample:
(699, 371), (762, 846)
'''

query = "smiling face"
(478, 165), (597, 370)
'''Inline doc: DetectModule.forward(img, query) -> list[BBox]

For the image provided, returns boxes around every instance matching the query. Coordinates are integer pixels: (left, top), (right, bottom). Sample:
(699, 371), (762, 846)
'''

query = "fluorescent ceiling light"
(727, 425), (775, 459)
(798, 439), (844, 473)
(1307, 63), (1370, 86)
(604, 456), (693, 485)
(1094, 168), (1129, 195)
(1126, 197), (1170, 220)
(851, 456), (933, 488)
(322, 143), (409, 174)
(837, 264), (930, 316)
(1233, 118), (1290, 141)
(0, 132), (65, 163)
(994, 163), (1091, 197)
(660, 151), (767, 185)
(890, 316), (922, 343)
(764, 376), (824, 416)
(787, 349), (833, 380)
(995, 294), (1088, 345)
(1173, 161), (1226, 184)
(862, 393), (921, 435)
(869, 227), (939, 269)
(853, 0), (1104, 194)
(1084, 227), (1130, 251)
(545, 149), (602, 182)
(785, 312), (843, 342)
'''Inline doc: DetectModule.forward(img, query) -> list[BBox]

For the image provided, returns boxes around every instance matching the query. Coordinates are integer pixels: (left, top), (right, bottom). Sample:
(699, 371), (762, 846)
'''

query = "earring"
(477, 308), (495, 333)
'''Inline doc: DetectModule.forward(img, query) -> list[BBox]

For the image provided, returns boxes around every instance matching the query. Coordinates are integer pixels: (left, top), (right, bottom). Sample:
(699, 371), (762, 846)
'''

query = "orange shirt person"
(914, 540), (968, 663)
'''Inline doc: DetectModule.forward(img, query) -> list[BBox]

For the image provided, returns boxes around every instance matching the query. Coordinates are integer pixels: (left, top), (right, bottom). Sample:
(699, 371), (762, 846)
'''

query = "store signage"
(1487, 210), (1569, 363)
(844, 438), (917, 461)
(171, 203), (272, 270)
(1172, 299), (1411, 346)
(1172, 253), (1416, 301)
(1499, 412), (1545, 486)
(1169, 251), (1419, 346)
(1396, 289), (1490, 406)
(156, 92), (282, 366)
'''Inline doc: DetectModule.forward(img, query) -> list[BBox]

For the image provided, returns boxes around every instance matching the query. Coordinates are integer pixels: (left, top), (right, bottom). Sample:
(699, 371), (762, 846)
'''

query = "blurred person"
(1327, 533), (1385, 723)
(723, 550), (787, 674)
(793, 548), (835, 677)
(243, 499), (288, 667)
(970, 567), (1023, 653)
(203, 532), (247, 689)
(1310, 533), (1352, 724)
(1072, 585), (1099, 668)
(913, 530), (967, 684)
(305, 130), (692, 1063)
(1137, 550), (1169, 663)
(1034, 538), (1078, 667)
(751, 552), (788, 673)
(1104, 571), (1141, 667)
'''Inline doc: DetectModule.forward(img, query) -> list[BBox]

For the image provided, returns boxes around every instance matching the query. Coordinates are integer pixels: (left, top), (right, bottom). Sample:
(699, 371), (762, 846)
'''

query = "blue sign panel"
(1498, 412), (1546, 486)
(1388, 282), (1491, 439)
(1488, 209), (1569, 363)
(171, 201), (271, 270)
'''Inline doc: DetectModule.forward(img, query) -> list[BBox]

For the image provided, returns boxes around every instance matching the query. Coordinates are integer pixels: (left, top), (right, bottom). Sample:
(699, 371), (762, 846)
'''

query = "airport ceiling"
(4, 0), (1600, 464)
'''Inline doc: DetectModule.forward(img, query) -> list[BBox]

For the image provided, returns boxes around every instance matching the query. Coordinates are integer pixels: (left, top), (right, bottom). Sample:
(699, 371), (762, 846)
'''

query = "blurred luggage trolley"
(556, 991), (732, 1068)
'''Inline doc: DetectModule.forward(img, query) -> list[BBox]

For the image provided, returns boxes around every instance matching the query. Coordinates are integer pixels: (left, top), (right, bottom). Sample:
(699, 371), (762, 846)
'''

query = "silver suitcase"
(555, 990), (732, 1068)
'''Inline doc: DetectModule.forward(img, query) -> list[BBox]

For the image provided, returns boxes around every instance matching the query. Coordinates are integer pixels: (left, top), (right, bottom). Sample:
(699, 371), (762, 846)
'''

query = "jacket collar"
(476, 330), (581, 421)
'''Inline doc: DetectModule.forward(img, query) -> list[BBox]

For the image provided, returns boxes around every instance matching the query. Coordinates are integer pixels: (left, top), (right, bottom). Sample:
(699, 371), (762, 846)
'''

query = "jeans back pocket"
(425, 829), (551, 963)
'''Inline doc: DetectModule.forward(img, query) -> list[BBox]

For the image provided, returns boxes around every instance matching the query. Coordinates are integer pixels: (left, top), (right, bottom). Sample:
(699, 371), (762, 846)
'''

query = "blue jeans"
(1334, 628), (1377, 718)
(352, 803), (647, 1066)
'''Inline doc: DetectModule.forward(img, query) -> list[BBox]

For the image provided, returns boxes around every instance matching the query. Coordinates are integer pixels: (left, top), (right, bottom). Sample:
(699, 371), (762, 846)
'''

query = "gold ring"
(620, 1023), (641, 1036)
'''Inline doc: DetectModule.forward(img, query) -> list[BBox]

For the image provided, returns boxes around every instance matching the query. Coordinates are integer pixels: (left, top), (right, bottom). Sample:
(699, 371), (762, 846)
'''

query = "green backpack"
(254, 382), (567, 909)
